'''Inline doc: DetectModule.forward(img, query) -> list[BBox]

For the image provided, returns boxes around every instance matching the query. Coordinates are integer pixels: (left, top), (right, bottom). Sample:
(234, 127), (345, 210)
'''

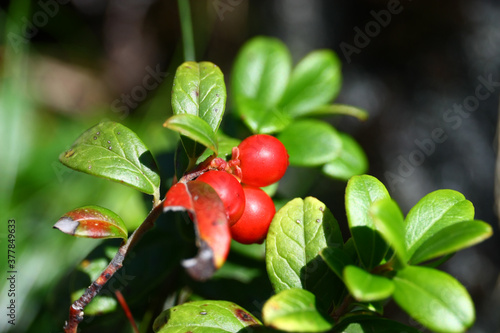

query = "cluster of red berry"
(196, 134), (289, 244)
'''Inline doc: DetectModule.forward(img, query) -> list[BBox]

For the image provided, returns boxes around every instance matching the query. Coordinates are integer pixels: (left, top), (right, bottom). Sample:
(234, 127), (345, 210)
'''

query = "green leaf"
(230, 240), (265, 261)
(77, 257), (110, 281)
(345, 175), (391, 270)
(164, 114), (218, 154)
(53, 205), (128, 240)
(59, 121), (160, 196)
(262, 288), (334, 333)
(322, 132), (368, 181)
(410, 220), (492, 265)
(370, 198), (407, 265)
(278, 119), (342, 166)
(266, 197), (344, 309)
(171, 61), (226, 132)
(232, 36), (291, 109)
(153, 300), (261, 333)
(393, 265), (475, 332)
(279, 50), (342, 117)
(320, 247), (355, 280)
(333, 315), (422, 333)
(197, 131), (241, 163)
(405, 190), (474, 258)
(71, 289), (117, 316)
(236, 98), (293, 134)
(306, 104), (369, 120)
(343, 265), (394, 302)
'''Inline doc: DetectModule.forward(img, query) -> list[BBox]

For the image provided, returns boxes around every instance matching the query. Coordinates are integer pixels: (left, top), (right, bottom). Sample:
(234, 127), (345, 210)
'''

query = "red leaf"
(54, 205), (128, 240)
(164, 181), (230, 280)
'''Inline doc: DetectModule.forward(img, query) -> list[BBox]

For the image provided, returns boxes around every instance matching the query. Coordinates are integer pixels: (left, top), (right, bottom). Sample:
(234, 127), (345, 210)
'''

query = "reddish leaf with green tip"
(53, 205), (128, 240)
(164, 181), (231, 280)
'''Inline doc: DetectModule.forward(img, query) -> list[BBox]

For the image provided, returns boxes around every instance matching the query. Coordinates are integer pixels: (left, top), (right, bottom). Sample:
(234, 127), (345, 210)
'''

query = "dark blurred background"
(1, 0), (499, 332)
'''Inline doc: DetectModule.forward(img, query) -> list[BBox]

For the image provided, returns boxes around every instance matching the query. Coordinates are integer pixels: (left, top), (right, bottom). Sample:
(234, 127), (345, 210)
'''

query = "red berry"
(238, 134), (289, 187)
(230, 185), (275, 244)
(196, 171), (245, 225)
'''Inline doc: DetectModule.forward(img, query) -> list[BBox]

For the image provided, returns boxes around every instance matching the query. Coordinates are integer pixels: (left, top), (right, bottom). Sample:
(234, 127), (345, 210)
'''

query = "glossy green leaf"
(306, 104), (369, 121)
(343, 265), (394, 302)
(53, 205), (128, 240)
(370, 198), (407, 265)
(236, 98), (293, 134)
(164, 114), (218, 154)
(213, 132), (240, 160)
(345, 175), (391, 270)
(410, 220), (492, 265)
(171, 61), (226, 132)
(333, 315), (422, 333)
(320, 247), (355, 280)
(266, 197), (344, 309)
(232, 36), (291, 109)
(197, 131), (241, 163)
(230, 240), (265, 261)
(405, 190), (474, 258)
(278, 119), (342, 166)
(322, 132), (368, 181)
(393, 265), (474, 332)
(262, 288), (334, 332)
(279, 50), (342, 117)
(153, 300), (261, 333)
(59, 121), (160, 196)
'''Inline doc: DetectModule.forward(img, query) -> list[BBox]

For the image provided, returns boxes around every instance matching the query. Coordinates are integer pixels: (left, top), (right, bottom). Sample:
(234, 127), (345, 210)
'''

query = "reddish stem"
(63, 202), (164, 333)
(115, 290), (140, 333)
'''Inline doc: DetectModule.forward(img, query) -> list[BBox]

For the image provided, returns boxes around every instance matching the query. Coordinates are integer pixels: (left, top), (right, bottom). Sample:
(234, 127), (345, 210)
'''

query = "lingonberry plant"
(53, 3), (492, 333)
